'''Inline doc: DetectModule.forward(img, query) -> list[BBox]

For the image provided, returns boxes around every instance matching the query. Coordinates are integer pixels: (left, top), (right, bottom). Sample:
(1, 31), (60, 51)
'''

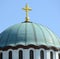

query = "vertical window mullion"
(30, 50), (34, 59)
(50, 52), (53, 59)
(59, 53), (60, 59)
(9, 51), (12, 59)
(40, 50), (44, 59)
(19, 50), (23, 59)
(0, 53), (2, 59)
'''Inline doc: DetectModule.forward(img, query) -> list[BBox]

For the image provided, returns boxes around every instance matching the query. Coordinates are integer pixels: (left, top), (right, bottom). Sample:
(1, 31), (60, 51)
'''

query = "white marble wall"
(0, 48), (59, 59)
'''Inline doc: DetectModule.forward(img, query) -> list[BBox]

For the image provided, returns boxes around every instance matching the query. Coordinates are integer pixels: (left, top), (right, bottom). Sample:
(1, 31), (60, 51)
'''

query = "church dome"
(0, 22), (60, 48)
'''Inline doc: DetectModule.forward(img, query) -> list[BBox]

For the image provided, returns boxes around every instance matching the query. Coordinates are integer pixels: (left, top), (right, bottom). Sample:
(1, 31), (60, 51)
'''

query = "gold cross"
(23, 4), (32, 22)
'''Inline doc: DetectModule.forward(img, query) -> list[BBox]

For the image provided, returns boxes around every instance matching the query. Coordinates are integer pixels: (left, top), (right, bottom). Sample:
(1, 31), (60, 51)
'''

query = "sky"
(0, 0), (60, 37)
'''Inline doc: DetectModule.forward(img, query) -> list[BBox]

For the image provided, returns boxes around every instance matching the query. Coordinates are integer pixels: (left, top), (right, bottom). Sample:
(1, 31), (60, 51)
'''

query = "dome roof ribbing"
(0, 22), (60, 48)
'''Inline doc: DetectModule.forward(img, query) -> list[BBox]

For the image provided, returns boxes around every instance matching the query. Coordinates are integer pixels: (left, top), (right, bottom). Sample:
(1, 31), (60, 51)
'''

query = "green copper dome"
(0, 22), (60, 48)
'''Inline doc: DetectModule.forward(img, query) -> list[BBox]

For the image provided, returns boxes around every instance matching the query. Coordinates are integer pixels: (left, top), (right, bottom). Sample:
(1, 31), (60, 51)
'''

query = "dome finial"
(22, 4), (32, 22)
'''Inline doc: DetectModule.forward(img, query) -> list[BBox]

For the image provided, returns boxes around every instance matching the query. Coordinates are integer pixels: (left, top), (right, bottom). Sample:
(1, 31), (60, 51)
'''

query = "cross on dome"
(22, 4), (32, 22)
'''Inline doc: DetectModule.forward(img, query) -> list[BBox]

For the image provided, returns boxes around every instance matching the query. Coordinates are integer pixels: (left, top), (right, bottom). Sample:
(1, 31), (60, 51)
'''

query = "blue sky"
(0, 0), (60, 37)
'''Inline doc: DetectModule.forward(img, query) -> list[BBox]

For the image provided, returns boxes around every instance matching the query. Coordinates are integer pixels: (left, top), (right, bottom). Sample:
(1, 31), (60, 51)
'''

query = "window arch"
(0, 52), (2, 59)
(58, 53), (60, 59)
(30, 50), (34, 59)
(40, 50), (44, 59)
(50, 52), (53, 59)
(19, 50), (23, 59)
(9, 51), (12, 59)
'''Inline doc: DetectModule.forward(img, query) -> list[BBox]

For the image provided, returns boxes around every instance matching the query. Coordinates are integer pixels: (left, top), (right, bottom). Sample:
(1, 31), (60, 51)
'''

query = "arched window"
(30, 50), (34, 59)
(40, 50), (44, 59)
(0, 53), (2, 59)
(9, 51), (12, 59)
(19, 50), (23, 59)
(50, 52), (53, 59)
(58, 53), (60, 59)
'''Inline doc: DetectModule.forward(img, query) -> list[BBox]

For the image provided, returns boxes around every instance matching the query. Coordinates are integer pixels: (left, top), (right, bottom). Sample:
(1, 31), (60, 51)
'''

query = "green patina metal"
(0, 22), (60, 48)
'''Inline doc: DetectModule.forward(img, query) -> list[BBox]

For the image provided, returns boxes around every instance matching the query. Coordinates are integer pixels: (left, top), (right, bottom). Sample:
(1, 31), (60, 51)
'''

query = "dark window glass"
(40, 50), (44, 59)
(59, 53), (60, 59)
(50, 52), (53, 59)
(0, 53), (2, 59)
(19, 50), (23, 59)
(30, 50), (34, 59)
(9, 51), (12, 59)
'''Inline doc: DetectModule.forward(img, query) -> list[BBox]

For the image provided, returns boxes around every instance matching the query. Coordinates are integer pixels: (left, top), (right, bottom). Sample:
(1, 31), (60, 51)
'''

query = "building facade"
(0, 4), (60, 59)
